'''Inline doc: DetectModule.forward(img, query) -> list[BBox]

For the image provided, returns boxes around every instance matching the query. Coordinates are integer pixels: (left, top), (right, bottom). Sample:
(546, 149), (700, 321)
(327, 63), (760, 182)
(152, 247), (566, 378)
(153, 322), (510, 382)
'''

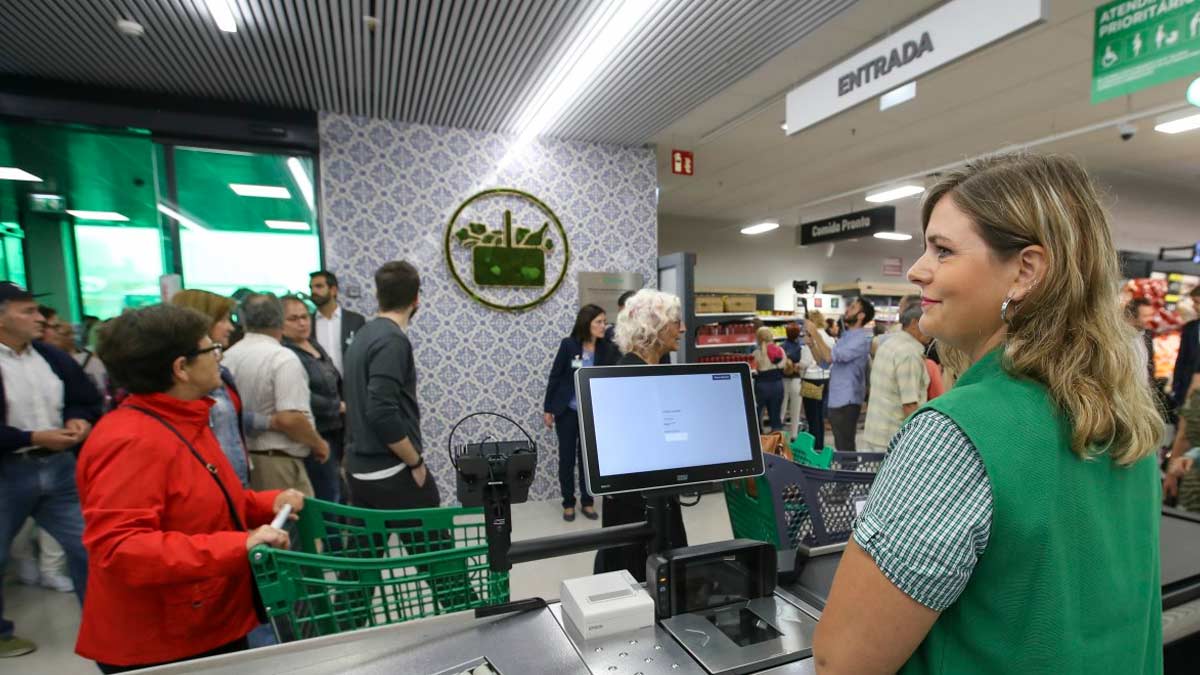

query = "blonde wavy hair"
(170, 289), (235, 330)
(923, 153), (1160, 465)
(753, 327), (776, 371)
(614, 289), (681, 356)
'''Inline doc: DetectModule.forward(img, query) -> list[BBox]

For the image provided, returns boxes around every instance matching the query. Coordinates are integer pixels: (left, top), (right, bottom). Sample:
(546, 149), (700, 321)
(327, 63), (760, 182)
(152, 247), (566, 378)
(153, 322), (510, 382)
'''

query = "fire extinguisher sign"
(671, 149), (694, 176)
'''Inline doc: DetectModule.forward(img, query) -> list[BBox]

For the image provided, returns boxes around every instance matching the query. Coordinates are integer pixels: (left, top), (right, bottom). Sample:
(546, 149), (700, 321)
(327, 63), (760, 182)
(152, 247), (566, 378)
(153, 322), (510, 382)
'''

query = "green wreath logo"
(444, 188), (570, 312)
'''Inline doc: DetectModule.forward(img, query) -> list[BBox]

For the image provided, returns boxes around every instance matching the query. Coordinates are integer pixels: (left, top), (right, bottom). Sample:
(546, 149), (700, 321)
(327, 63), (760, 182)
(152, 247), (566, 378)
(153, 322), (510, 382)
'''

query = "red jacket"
(75, 392), (281, 666)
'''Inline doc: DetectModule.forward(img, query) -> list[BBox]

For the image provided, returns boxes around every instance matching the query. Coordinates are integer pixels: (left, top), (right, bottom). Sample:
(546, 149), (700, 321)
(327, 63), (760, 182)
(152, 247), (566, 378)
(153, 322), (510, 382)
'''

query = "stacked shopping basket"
(249, 499), (509, 641)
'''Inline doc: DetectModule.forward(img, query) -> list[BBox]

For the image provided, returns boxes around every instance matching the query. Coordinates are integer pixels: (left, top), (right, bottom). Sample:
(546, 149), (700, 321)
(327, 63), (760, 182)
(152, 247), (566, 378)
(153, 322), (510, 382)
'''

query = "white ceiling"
(653, 0), (1200, 249)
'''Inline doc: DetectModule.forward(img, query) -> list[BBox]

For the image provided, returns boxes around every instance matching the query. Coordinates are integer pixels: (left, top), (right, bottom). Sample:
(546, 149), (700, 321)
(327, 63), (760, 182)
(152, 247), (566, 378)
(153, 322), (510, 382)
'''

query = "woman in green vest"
(812, 153), (1163, 674)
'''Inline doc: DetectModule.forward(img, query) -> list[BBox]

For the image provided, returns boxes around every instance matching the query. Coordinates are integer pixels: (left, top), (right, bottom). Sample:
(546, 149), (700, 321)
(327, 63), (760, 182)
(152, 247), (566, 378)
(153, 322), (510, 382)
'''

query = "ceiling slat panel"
(0, 0), (857, 146)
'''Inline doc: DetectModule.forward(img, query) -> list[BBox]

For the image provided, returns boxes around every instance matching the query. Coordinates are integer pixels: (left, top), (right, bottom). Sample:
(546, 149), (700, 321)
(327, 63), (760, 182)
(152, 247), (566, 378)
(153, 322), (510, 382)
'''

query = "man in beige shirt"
(222, 293), (328, 496)
(863, 306), (931, 451)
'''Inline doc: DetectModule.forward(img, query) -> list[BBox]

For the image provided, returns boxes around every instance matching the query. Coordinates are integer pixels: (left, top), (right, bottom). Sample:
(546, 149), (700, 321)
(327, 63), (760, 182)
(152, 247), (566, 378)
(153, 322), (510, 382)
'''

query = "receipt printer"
(647, 539), (777, 620)
(561, 570), (655, 640)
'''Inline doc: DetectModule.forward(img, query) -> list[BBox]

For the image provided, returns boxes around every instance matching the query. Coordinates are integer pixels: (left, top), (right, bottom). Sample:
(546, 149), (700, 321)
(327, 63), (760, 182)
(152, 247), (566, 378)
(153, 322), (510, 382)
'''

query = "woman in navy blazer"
(543, 304), (618, 521)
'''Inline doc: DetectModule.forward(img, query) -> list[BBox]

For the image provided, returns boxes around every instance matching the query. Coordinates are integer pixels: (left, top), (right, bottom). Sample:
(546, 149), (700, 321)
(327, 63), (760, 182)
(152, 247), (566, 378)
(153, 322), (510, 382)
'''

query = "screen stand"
(641, 487), (692, 556)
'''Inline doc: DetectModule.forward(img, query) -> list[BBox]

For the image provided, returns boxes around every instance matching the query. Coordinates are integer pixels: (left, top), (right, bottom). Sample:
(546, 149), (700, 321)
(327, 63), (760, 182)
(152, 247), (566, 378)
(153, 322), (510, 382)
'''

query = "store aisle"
(9, 493), (734, 675)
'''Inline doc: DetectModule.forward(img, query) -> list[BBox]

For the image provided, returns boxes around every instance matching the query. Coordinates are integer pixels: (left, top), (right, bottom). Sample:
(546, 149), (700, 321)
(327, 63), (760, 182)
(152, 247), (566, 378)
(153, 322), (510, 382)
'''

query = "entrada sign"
(796, 206), (896, 246)
(838, 32), (935, 96)
(444, 188), (570, 312)
(785, 0), (1045, 135)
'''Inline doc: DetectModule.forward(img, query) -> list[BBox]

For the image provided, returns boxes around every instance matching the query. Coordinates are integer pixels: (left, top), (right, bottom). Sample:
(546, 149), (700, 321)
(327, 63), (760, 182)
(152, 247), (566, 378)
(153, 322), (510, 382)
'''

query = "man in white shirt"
(223, 293), (329, 496)
(0, 282), (102, 659)
(309, 271), (365, 376)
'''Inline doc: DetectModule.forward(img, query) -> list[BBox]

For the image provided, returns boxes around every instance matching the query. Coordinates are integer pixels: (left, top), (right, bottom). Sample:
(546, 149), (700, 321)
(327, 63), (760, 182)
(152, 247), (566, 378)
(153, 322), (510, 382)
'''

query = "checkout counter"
(142, 364), (1200, 674)
(139, 507), (1200, 675)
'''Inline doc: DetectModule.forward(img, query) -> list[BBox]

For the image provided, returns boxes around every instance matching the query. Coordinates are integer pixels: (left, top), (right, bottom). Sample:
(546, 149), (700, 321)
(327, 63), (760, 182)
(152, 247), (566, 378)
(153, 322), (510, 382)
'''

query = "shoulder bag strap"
(127, 405), (246, 532)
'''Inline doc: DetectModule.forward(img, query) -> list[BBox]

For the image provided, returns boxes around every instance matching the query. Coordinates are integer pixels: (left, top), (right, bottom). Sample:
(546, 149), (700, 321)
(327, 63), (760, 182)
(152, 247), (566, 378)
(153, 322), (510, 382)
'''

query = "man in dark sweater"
(0, 282), (102, 658)
(343, 261), (437, 510)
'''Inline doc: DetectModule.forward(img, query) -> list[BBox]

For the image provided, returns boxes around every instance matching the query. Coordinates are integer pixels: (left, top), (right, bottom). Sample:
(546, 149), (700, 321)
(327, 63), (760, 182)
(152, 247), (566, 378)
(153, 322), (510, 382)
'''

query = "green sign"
(1092, 0), (1200, 103)
(444, 188), (569, 312)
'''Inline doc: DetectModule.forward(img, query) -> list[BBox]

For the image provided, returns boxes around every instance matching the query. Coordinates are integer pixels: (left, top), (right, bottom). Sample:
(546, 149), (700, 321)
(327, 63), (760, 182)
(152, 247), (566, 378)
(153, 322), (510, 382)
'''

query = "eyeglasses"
(187, 344), (224, 360)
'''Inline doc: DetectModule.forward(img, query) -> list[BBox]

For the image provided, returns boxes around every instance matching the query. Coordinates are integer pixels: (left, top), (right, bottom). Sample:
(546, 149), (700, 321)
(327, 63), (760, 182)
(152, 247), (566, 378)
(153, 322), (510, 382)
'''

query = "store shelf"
(695, 342), (756, 349)
(823, 281), (920, 297)
(759, 315), (803, 322)
(695, 312), (757, 319)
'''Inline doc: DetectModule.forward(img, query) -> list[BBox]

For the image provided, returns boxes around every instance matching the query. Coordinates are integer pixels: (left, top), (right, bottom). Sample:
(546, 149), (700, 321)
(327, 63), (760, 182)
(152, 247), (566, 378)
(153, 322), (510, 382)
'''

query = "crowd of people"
(0, 264), (432, 670)
(0, 154), (1193, 673)
(734, 293), (942, 457)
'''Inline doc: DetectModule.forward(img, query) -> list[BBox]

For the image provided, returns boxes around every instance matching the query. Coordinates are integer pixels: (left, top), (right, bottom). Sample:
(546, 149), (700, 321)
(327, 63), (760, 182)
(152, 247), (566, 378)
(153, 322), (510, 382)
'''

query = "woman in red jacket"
(76, 304), (304, 672)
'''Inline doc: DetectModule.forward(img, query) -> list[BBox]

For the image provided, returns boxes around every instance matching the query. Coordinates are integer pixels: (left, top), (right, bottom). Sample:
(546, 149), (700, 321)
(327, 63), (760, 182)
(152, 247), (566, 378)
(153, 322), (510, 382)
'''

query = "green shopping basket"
(249, 499), (509, 641)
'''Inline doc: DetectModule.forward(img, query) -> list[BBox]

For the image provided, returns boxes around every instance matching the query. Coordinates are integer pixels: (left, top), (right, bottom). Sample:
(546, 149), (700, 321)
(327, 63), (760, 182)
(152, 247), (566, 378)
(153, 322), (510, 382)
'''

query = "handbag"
(801, 380), (825, 400)
(128, 405), (271, 623)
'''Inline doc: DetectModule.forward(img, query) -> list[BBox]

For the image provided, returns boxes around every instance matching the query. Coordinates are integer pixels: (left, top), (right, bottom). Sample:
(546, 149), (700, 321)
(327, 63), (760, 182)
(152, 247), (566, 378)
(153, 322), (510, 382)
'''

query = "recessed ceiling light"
(865, 184), (925, 203)
(264, 220), (310, 231)
(67, 210), (129, 222)
(115, 19), (145, 37)
(0, 167), (42, 182)
(230, 183), (290, 199)
(873, 232), (913, 241)
(880, 81), (917, 111)
(740, 221), (780, 235)
(205, 0), (237, 33)
(780, 123), (788, 132)
(1154, 109), (1200, 134)
(1188, 76), (1200, 108)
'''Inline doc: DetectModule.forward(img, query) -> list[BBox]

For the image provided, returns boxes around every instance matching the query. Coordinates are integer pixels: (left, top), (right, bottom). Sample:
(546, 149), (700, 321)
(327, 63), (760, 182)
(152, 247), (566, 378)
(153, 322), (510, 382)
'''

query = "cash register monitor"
(575, 362), (764, 496)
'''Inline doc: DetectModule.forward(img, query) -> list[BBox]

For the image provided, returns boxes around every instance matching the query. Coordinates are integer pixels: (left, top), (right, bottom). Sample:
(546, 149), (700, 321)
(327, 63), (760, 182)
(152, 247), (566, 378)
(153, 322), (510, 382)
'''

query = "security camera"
(1118, 123), (1137, 141)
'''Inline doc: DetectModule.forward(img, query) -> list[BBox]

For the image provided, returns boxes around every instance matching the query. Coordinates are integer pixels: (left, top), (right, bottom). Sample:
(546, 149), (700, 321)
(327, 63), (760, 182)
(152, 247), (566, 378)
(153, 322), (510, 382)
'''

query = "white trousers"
(782, 377), (804, 441)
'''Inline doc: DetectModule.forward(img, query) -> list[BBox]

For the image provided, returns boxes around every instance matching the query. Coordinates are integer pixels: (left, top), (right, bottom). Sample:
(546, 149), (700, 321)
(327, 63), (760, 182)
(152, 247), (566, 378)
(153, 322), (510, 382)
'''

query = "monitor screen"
(575, 363), (764, 496)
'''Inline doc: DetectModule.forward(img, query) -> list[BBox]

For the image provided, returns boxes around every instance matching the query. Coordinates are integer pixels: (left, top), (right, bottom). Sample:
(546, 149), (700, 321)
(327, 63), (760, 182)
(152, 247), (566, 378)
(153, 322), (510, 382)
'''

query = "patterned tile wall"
(319, 113), (658, 503)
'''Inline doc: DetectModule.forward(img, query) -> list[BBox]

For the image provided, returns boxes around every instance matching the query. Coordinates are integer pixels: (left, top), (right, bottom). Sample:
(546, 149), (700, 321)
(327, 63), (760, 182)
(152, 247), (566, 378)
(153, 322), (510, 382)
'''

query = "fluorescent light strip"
(264, 220), (310, 231)
(1154, 111), (1200, 134)
(67, 210), (129, 222)
(880, 81), (917, 111)
(865, 184), (925, 203)
(178, 146), (255, 156)
(740, 222), (780, 235)
(205, 0), (237, 32)
(0, 167), (42, 182)
(157, 204), (207, 233)
(230, 183), (291, 199)
(873, 232), (913, 241)
(511, 0), (662, 144)
(287, 157), (315, 210)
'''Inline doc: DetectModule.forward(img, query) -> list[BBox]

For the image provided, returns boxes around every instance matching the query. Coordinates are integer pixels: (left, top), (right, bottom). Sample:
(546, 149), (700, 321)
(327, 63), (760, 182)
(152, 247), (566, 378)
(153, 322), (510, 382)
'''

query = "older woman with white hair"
(593, 289), (689, 581)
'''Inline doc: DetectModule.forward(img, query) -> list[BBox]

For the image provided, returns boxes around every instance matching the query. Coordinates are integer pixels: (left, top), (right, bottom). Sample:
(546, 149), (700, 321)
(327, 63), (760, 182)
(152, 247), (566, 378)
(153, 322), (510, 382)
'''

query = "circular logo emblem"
(444, 188), (570, 312)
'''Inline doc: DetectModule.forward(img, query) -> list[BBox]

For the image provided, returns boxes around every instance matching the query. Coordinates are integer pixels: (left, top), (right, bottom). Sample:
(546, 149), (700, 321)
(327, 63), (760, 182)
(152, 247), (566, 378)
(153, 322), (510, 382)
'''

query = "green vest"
(900, 349), (1161, 675)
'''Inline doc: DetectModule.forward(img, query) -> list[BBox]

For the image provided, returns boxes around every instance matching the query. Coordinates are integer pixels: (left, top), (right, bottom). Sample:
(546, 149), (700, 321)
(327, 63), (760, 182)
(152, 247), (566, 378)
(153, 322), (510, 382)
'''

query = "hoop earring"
(1000, 295), (1014, 324)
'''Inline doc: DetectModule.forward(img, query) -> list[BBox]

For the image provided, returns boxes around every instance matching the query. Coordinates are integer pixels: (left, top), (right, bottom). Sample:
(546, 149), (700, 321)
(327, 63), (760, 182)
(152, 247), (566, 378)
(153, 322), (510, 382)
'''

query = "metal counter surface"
(138, 606), (589, 675)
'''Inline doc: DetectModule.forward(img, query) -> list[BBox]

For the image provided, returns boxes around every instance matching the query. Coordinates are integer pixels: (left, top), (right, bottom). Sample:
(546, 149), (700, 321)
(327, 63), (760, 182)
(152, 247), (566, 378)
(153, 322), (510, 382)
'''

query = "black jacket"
(310, 305), (366, 360)
(0, 340), (103, 454)
(1175, 319), (1200, 409)
(283, 339), (343, 434)
(543, 337), (618, 417)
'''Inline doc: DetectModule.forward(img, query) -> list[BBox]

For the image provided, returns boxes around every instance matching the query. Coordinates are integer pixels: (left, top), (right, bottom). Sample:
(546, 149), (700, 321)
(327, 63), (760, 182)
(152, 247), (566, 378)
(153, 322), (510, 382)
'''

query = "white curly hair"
(614, 289), (682, 356)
